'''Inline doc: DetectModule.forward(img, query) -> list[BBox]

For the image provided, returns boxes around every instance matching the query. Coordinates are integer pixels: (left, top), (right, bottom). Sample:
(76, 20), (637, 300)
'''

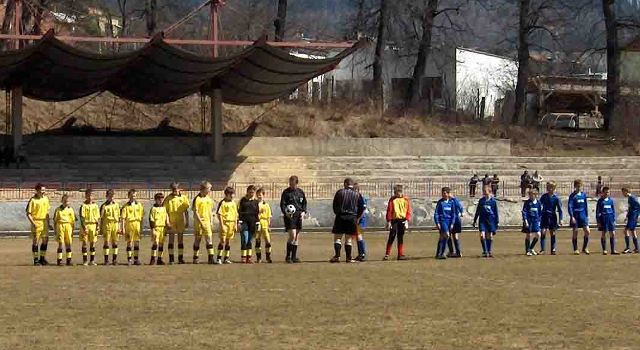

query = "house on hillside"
(298, 44), (517, 119)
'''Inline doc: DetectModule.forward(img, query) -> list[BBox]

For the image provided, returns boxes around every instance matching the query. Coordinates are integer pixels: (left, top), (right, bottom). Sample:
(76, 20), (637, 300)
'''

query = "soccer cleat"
(157, 258), (165, 265)
(551, 250), (557, 255)
(488, 253), (494, 258)
(246, 258), (254, 264)
(292, 258), (301, 263)
(583, 249), (590, 255)
(397, 255), (408, 261)
(112, 260), (118, 266)
(193, 258), (199, 265)
(602, 250), (608, 255)
(285, 257), (293, 264)
(40, 258), (49, 266)
(634, 249), (640, 254)
(57, 260), (63, 266)
(574, 250), (581, 255)
(223, 258), (232, 264)
(446, 253), (453, 258)
(329, 256), (340, 263)
(178, 258), (186, 264)
(435, 255), (447, 260)
(168, 261), (174, 266)
(538, 250), (546, 255)
(215, 259), (223, 265)
(149, 257), (156, 265)
(256, 258), (262, 264)
(33, 261), (41, 266)
(133, 260), (141, 266)
(82, 261), (89, 266)
(208, 256), (215, 265)
(482, 252), (488, 258)
(66, 259), (72, 266)
(88, 261), (97, 266)
(623, 249), (632, 254)
(611, 251), (620, 255)
(127, 259), (133, 266)
(240, 256), (247, 264)
(266, 257), (273, 264)
(382, 255), (390, 261)
(531, 250), (538, 256)
(346, 258), (358, 263)
(526, 251), (533, 256)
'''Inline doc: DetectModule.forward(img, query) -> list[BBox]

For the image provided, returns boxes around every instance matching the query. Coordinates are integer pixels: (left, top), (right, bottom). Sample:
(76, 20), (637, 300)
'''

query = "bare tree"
(145, 0), (157, 37)
(372, 0), (388, 106)
(274, 0), (287, 41)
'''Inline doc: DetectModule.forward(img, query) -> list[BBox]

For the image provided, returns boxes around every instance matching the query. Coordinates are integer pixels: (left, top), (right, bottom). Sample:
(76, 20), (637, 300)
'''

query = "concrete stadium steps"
(2, 155), (639, 184)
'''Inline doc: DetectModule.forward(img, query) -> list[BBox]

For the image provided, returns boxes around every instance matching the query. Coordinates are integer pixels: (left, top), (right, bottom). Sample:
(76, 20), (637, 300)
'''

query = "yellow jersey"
(192, 195), (214, 223)
(149, 205), (168, 228)
(121, 201), (144, 223)
(217, 199), (239, 222)
(258, 201), (272, 221)
(164, 194), (190, 217)
(80, 202), (100, 224)
(101, 201), (121, 223)
(26, 196), (50, 220)
(54, 205), (76, 225)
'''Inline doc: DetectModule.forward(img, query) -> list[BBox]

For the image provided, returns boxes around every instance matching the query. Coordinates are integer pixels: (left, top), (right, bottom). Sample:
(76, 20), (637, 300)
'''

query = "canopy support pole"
(210, 88), (223, 162)
(10, 86), (23, 158)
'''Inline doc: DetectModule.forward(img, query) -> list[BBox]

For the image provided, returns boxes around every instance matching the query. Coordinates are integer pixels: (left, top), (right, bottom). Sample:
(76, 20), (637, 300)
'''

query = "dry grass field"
(0, 230), (639, 350)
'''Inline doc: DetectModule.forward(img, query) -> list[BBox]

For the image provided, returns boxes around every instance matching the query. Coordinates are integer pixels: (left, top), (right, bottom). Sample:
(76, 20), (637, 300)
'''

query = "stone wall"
(0, 196), (627, 233)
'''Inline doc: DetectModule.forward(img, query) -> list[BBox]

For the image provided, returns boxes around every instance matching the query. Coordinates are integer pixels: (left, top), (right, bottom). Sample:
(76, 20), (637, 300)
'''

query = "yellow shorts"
(56, 223), (73, 243)
(80, 223), (98, 244)
(168, 215), (186, 234)
(220, 221), (237, 240)
(102, 221), (119, 243)
(30, 220), (48, 240)
(124, 222), (142, 242)
(256, 220), (271, 242)
(194, 222), (213, 240)
(152, 227), (166, 245)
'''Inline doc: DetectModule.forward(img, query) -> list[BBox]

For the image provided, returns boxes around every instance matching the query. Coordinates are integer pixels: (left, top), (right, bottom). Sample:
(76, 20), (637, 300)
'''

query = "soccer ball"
(285, 204), (296, 216)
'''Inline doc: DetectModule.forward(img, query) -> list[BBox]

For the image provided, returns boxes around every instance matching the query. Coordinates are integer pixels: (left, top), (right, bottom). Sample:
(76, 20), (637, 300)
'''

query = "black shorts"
(284, 214), (302, 231)
(332, 214), (358, 235)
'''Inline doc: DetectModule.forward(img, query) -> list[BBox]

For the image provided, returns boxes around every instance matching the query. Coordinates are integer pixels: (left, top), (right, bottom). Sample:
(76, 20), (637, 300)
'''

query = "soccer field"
(0, 231), (639, 350)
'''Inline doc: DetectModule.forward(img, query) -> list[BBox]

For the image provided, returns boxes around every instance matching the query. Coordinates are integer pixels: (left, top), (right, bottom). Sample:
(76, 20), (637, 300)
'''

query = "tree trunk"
(513, 0), (530, 125)
(146, 0), (157, 37)
(602, 0), (619, 133)
(372, 0), (388, 106)
(30, 0), (46, 35)
(274, 0), (287, 41)
(406, 0), (438, 108)
(118, 0), (128, 37)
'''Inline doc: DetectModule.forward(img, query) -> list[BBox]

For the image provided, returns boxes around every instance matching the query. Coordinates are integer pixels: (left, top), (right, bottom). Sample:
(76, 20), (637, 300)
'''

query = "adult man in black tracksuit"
(330, 178), (365, 263)
(280, 175), (307, 263)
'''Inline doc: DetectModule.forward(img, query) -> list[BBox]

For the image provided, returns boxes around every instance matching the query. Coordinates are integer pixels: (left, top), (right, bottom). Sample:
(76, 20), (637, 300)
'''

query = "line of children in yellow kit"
(25, 181), (274, 266)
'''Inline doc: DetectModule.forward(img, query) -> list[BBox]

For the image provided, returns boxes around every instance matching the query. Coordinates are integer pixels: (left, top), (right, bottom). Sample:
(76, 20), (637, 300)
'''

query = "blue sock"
(634, 237), (639, 250)
(582, 236), (589, 251)
(610, 237), (616, 252)
(572, 238), (578, 251)
(625, 236), (630, 250)
(453, 238), (461, 255)
(480, 238), (487, 253)
(540, 235), (546, 251)
(486, 239), (493, 253)
(551, 235), (557, 251)
(601, 237), (607, 251)
(525, 238), (530, 253)
(447, 238), (454, 254)
(357, 240), (365, 256)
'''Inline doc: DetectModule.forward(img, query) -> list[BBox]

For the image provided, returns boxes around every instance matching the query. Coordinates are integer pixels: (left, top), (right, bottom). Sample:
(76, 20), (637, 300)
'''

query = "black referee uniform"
(332, 186), (363, 235)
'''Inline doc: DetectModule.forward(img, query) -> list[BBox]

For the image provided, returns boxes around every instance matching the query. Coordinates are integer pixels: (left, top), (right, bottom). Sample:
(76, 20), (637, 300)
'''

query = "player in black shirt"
(238, 185), (259, 264)
(280, 175), (307, 263)
(330, 178), (365, 263)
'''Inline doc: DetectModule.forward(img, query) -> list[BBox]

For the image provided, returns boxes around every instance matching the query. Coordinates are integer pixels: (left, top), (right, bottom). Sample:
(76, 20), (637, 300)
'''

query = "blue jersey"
(434, 198), (455, 225)
(627, 195), (640, 219)
(452, 197), (464, 221)
(596, 197), (615, 219)
(568, 191), (588, 219)
(540, 193), (563, 221)
(358, 196), (368, 228)
(474, 197), (499, 225)
(522, 199), (542, 223)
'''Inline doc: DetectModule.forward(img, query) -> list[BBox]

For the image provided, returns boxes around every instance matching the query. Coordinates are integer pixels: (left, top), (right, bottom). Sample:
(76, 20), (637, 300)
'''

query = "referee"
(330, 178), (365, 263)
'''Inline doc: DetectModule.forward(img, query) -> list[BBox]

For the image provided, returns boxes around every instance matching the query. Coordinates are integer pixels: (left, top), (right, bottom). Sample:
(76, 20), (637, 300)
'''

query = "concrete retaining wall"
(23, 136), (511, 157)
(0, 197), (626, 233)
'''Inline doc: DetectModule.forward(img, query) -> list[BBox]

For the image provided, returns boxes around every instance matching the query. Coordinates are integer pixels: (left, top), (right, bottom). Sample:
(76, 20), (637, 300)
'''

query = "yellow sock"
(151, 249), (157, 257)
(248, 249), (253, 257)
(66, 251), (72, 259)
(57, 251), (63, 260)
(225, 249), (231, 258)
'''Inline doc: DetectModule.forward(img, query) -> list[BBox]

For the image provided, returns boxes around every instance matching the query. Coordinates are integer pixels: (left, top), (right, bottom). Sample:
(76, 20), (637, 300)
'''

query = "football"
(285, 204), (296, 216)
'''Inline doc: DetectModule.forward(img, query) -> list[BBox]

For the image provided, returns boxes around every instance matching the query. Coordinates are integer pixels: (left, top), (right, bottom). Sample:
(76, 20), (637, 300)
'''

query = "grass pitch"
(0, 230), (639, 350)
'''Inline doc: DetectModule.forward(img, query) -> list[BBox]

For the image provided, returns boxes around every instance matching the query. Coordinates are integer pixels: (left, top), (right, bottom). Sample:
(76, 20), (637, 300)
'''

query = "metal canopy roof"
(0, 30), (363, 105)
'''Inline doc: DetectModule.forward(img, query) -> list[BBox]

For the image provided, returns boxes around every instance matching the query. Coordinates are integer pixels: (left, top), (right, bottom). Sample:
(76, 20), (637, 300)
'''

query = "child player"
(539, 181), (563, 255)
(255, 188), (273, 263)
(596, 187), (618, 255)
(79, 189), (100, 266)
(192, 181), (215, 264)
(622, 187), (640, 254)
(149, 193), (169, 265)
(354, 183), (368, 261)
(522, 189), (542, 256)
(121, 189), (144, 266)
(100, 189), (121, 265)
(238, 185), (259, 264)
(53, 194), (75, 266)
(280, 176), (307, 263)
(217, 187), (239, 264)
(26, 183), (52, 266)
(568, 180), (591, 255)
(434, 187), (454, 260)
(473, 186), (499, 258)
(447, 190), (464, 258)
(384, 185), (411, 261)
(164, 182), (190, 264)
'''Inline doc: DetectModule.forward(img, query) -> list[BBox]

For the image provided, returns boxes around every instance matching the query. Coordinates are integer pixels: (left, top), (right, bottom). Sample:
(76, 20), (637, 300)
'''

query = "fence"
(0, 180), (634, 201)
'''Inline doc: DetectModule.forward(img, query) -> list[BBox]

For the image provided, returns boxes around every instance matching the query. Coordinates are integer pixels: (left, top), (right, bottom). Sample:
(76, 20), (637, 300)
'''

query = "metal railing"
(0, 180), (634, 201)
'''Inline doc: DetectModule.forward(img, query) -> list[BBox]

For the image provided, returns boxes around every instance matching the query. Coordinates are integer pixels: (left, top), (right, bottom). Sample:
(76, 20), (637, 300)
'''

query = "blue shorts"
(599, 215), (615, 232)
(438, 220), (452, 234)
(541, 213), (559, 230)
(571, 213), (589, 229)
(626, 216), (638, 231)
(451, 218), (462, 234)
(478, 220), (497, 234)
(526, 220), (541, 234)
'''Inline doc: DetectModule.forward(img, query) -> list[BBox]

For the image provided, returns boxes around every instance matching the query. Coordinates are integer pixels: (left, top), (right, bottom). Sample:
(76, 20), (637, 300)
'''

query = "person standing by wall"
(469, 174), (479, 197)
